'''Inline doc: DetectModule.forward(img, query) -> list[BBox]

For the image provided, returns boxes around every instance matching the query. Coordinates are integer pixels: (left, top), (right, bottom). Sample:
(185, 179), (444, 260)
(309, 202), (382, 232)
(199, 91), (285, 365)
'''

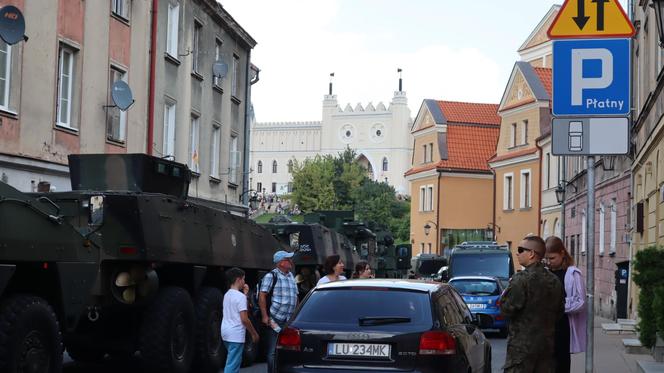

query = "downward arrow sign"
(573, 0), (590, 30)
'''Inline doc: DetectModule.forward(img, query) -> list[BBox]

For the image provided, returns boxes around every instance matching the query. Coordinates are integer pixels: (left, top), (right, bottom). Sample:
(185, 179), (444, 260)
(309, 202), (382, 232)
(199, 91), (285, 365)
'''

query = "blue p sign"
(553, 39), (630, 117)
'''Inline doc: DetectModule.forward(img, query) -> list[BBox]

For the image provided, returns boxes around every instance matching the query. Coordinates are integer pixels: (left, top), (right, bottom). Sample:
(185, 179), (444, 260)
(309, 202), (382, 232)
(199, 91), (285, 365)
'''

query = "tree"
(290, 155), (336, 211)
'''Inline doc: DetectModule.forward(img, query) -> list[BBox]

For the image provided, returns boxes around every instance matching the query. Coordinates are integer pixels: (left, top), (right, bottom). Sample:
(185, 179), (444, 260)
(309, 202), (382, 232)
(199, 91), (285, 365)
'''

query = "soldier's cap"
(273, 250), (295, 263)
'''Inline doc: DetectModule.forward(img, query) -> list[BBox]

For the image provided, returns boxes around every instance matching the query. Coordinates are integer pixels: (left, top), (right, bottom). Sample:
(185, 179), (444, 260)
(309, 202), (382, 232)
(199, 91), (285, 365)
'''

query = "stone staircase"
(603, 318), (637, 334)
(614, 319), (664, 373)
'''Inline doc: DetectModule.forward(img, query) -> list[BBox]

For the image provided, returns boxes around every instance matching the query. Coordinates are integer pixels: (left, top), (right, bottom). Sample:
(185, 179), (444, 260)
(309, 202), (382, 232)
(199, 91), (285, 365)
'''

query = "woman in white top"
(317, 254), (346, 285)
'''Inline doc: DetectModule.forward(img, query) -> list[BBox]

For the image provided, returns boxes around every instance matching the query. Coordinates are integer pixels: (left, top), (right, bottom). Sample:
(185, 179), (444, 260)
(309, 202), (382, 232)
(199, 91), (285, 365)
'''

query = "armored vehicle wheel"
(0, 295), (63, 373)
(193, 287), (225, 373)
(139, 287), (195, 373)
(65, 340), (105, 363)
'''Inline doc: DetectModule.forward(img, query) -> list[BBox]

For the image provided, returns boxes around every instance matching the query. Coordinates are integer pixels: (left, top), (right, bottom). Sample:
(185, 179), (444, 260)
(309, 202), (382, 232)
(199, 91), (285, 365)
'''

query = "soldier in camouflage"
(500, 235), (565, 373)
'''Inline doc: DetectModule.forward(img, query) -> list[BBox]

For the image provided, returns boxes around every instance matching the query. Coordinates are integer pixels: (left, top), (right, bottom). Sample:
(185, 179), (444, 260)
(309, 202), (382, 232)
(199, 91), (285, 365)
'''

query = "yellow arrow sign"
(548, 0), (635, 38)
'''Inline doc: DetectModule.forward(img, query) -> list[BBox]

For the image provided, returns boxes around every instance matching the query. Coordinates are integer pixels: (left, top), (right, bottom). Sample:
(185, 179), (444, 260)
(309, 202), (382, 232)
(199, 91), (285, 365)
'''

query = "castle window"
(257, 161), (262, 174)
(272, 160), (277, 173)
(382, 157), (388, 172)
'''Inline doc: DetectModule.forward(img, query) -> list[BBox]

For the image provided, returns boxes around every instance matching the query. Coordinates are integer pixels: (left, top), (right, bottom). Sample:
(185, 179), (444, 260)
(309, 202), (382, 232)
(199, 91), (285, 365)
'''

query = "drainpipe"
(436, 170), (442, 255)
(536, 141), (543, 236)
(242, 53), (260, 208)
(492, 167), (497, 241)
(146, 0), (159, 155)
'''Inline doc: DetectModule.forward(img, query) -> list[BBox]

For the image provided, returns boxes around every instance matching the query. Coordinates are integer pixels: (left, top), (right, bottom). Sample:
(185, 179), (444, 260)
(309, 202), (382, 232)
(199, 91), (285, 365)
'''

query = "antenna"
(397, 68), (403, 92)
(110, 80), (135, 111)
(213, 60), (228, 78)
(0, 6), (27, 44)
(329, 72), (335, 95)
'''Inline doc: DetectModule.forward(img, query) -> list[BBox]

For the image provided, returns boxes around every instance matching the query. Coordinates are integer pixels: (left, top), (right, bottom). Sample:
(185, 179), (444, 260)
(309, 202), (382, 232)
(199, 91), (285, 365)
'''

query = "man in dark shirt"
(500, 235), (565, 373)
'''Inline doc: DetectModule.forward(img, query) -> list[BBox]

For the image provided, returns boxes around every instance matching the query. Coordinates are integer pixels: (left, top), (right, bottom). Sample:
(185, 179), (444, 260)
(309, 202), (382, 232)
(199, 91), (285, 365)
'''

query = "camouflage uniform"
(500, 261), (564, 373)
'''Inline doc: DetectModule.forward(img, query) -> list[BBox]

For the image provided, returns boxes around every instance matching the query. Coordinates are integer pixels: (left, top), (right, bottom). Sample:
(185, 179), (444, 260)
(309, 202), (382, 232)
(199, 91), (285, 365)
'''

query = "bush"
(633, 246), (664, 348)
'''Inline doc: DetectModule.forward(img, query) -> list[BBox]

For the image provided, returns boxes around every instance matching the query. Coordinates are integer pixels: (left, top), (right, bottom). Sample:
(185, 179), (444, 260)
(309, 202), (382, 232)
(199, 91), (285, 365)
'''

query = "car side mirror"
(473, 313), (493, 329)
(441, 268), (449, 282)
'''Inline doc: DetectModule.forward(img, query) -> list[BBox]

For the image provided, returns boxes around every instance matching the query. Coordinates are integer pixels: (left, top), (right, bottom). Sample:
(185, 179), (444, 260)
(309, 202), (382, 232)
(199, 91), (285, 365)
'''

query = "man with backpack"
(259, 250), (298, 373)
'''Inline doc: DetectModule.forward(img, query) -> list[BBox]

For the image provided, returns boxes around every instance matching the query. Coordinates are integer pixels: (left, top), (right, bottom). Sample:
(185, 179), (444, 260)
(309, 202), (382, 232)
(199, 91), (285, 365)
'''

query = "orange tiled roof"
(533, 67), (552, 98)
(437, 101), (501, 126)
(488, 147), (538, 163)
(405, 124), (500, 175)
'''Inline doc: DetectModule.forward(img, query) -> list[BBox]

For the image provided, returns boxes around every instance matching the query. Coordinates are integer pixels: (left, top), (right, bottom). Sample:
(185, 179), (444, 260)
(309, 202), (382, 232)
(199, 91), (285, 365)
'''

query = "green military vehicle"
(372, 227), (411, 278)
(0, 154), (281, 373)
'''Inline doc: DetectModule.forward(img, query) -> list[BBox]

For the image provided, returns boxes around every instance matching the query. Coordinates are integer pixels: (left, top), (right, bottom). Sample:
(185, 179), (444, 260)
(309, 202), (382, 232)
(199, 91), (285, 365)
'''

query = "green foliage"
(289, 148), (410, 242)
(290, 155), (336, 211)
(633, 246), (664, 348)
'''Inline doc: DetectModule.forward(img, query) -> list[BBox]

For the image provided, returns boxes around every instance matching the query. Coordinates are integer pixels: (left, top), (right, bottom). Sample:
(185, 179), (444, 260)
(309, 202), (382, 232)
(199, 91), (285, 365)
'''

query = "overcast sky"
(220, 0), (630, 122)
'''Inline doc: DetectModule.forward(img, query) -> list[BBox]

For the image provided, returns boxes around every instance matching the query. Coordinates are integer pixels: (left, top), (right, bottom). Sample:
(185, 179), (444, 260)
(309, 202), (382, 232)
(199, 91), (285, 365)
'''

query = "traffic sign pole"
(586, 156), (595, 373)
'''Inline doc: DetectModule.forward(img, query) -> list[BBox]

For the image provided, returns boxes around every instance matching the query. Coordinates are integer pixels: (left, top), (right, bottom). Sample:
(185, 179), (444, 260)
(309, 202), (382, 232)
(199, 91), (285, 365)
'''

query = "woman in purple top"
(545, 236), (587, 373)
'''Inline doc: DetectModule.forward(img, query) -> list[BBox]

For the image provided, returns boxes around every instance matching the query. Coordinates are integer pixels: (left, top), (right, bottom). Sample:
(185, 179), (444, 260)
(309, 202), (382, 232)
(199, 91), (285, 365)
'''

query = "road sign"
(551, 117), (629, 155)
(547, 0), (635, 39)
(552, 38), (630, 116)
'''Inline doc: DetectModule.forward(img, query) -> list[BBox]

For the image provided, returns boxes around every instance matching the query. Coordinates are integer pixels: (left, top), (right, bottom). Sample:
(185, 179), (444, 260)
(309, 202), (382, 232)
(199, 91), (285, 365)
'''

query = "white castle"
(250, 88), (413, 196)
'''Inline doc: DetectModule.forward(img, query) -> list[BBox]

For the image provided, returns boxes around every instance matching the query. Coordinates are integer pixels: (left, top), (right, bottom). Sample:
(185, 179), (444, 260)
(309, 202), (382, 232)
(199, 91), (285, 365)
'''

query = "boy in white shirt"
(221, 267), (259, 373)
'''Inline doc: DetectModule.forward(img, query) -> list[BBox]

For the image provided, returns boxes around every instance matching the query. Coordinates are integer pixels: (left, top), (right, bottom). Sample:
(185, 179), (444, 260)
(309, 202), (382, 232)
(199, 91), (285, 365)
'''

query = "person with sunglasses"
(500, 235), (565, 373)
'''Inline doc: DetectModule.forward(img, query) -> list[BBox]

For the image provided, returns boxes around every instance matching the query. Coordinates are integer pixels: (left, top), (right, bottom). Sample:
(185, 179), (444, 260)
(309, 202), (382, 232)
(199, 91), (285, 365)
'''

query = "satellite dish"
(111, 80), (134, 111)
(213, 61), (228, 79)
(0, 6), (26, 45)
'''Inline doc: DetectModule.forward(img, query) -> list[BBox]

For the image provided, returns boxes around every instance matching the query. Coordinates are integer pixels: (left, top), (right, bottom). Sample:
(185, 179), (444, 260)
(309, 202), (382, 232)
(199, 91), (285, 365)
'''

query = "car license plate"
(467, 303), (487, 310)
(327, 343), (390, 358)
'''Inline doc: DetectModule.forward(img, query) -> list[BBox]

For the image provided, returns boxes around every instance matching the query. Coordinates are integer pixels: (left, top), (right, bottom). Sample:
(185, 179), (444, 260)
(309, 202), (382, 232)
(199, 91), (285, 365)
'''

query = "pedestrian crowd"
(219, 233), (584, 373)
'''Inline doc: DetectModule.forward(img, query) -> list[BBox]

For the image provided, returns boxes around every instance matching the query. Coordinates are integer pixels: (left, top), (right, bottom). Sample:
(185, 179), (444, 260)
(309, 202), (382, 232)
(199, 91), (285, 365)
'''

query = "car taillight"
(277, 327), (301, 351)
(419, 331), (456, 355)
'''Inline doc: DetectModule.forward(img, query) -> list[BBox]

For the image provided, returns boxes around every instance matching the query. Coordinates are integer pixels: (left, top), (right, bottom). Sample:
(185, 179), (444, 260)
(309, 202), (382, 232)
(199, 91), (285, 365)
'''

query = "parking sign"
(552, 38), (630, 116)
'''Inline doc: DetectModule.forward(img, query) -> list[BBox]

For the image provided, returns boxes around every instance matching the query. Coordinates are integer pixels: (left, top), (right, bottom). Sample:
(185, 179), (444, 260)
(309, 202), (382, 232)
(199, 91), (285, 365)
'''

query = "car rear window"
(295, 288), (432, 326)
(449, 279), (500, 296)
(450, 254), (510, 279)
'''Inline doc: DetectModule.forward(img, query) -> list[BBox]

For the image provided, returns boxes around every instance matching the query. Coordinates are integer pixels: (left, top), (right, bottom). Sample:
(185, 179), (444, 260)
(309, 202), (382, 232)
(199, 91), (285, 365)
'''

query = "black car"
(275, 279), (492, 373)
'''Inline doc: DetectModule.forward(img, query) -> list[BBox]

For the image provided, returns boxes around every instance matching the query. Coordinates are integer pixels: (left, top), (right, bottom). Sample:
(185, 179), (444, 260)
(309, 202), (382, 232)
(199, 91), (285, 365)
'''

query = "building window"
(0, 41), (11, 109)
(271, 182), (276, 193)
(520, 170), (531, 208)
(257, 160), (262, 174)
(272, 160), (277, 173)
(599, 203), (605, 256)
(189, 115), (200, 173)
(423, 144), (428, 163)
(382, 157), (388, 172)
(521, 120), (528, 145)
(287, 182), (293, 193)
(232, 54), (240, 97)
(546, 153), (551, 189)
(504, 174), (514, 210)
(57, 46), (76, 129)
(427, 243), (432, 254)
(426, 185), (434, 211)
(214, 39), (223, 87)
(420, 243), (425, 255)
(229, 135), (239, 184)
(581, 210), (586, 253)
(542, 220), (549, 238)
(429, 143), (433, 162)
(210, 124), (220, 178)
(111, 0), (131, 20)
(107, 67), (127, 142)
(510, 123), (517, 147)
(288, 160), (293, 173)
(610, 200), (617, 254)
(192, 21), (202, 74)
(166, 2), (180, 58)
(256, 182), (262, 193)
(419, 186), (425, 212)
(163, 103), (176, 158)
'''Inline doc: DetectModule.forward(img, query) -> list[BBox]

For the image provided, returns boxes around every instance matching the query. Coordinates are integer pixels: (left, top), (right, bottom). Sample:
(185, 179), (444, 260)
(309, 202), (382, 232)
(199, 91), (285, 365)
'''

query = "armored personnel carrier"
(0, 154), (280, 373)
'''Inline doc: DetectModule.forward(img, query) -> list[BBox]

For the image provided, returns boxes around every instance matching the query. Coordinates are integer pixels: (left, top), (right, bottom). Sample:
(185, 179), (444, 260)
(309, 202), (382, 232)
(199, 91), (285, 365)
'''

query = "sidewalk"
(571, 316), (656, 373)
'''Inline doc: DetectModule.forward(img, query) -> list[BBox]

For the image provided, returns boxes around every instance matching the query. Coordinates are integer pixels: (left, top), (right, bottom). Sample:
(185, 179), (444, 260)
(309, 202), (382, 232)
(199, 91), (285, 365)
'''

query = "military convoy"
(260, 210), (411, 280)
(0, 154), (283, 373)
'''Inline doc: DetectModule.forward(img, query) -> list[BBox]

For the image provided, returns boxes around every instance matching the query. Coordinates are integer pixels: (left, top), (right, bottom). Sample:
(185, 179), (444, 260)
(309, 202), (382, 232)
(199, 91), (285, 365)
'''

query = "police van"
(440, 241), (514, 288)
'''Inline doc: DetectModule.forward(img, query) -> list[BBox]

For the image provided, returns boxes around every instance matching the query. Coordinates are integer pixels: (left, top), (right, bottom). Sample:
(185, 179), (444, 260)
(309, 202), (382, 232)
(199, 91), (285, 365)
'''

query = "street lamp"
(652, 0), (664, 47)
(423, 221), (437, 236)
(555, 180), (578, 204)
